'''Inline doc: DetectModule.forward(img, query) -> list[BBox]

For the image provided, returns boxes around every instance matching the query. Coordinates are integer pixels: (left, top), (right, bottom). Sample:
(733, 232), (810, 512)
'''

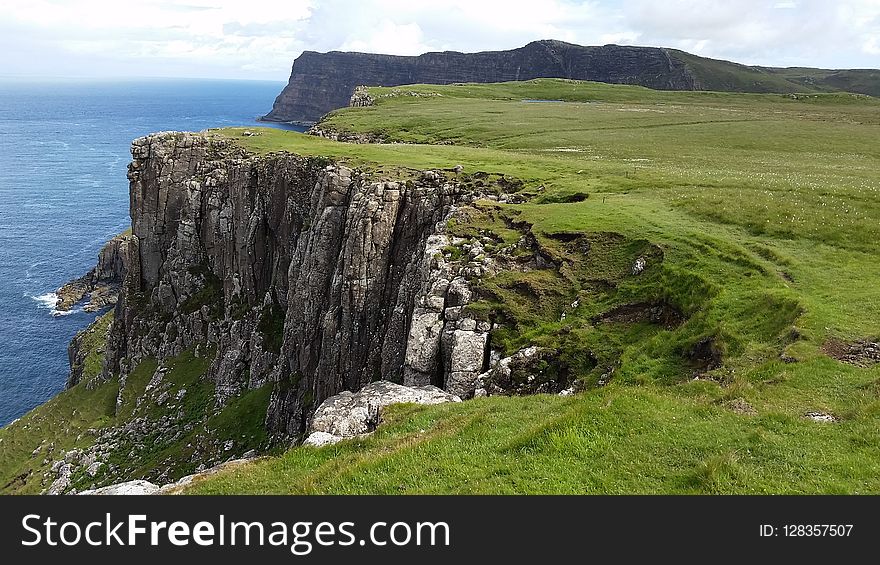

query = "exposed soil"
(726, 398), (757, 416)
(685, 337), (723, 372)
(595, 301), (685, 330)
(822, 338), (880, 368)
(545, 231), (583, 243)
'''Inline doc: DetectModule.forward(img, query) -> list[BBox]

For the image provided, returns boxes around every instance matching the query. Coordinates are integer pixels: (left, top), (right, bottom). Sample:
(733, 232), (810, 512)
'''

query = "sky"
(0, 0), (878, 81)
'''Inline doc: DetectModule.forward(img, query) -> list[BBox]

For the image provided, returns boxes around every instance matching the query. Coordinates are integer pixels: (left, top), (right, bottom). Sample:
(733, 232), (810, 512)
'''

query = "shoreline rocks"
(55, 232), (132, 314)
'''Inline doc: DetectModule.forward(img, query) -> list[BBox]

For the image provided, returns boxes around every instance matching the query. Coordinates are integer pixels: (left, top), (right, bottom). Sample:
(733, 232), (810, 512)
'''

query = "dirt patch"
(595, 301), (685, 330)
(496, 175), (524, 193)
(545, 231), (583, 243)
(685, 337), (723, 373)
(2, 471), (30, 491)
(538, 192), (589, 204)
(510, 281), (542, 301)
(725, 398), (757, 416)
(822, 338), (880, 368)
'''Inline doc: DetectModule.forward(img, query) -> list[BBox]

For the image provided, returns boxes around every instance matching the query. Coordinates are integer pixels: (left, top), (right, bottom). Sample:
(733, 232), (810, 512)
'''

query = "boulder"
(308, 381), (460, 440)
(303, 431), (344, 447)
(79, 480), (160, 495)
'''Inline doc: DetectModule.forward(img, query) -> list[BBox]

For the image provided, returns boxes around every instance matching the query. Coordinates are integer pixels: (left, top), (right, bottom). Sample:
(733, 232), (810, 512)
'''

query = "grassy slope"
(768, 67), (880, 98)
(0, 313), (118, 493)
(0, 314), (272, 493)
(664, 50), (880, 97)
(186, 79), (880, 493)
(670, 50), (811, 94)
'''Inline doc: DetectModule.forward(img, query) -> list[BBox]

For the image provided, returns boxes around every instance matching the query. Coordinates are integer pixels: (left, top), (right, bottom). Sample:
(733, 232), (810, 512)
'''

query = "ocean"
(0, 78), (304, 427)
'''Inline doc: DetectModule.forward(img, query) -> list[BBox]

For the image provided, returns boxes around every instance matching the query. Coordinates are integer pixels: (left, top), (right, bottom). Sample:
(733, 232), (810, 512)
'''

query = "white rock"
(632, 257), (647, 275)
(447, 277), (472, 306)
(79, 480), (159, 496)
(303, 431), (344, 447)
(449, 329), (488, 373)
(804, 411), (838, 423)
(309, 381), (460, 439)
(46, 463), (73, 495)
(404, 311), (444, 373)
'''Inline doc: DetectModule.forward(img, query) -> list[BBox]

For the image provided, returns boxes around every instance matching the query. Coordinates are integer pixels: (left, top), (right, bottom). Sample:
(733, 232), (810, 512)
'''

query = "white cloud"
(0, 0), (314, 78)
(339, 21), (430, 55)
(599, 31), (641, 45)
(0, 0), (877, 79)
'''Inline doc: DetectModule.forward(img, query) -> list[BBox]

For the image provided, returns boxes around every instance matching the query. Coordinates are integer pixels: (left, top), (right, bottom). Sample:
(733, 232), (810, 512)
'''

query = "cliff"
(98, 131), (496, 441)
(263, 40), (696, 124)
(263, 39), (880, 124)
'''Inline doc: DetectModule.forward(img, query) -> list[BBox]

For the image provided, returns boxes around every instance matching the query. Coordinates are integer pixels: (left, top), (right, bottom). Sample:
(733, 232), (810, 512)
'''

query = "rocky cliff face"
(95, 131), (496, 442)
(55, 233), (132, 314)
(263, 40), (696, 124)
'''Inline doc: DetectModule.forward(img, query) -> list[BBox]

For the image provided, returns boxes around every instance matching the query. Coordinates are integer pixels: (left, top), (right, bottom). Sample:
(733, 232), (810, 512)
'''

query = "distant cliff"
(263, 39), (880, 124)
(263, 41), (696, 124)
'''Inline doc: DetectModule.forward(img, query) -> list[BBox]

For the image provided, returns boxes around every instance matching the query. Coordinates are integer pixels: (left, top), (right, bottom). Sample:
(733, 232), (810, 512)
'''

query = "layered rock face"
(55, 233), (132, 314)
(98, 131), (493, 441)
(263, 40), (696, 124)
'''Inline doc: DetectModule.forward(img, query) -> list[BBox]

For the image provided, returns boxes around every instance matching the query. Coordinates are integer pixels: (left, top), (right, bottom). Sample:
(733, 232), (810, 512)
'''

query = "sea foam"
(31, 292), (58, 309)
(30, 292), (80, 317)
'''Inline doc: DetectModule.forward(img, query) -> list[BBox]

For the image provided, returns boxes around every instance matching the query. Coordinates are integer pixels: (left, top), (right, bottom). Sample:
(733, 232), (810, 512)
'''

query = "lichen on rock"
(304, 381), (461, 446)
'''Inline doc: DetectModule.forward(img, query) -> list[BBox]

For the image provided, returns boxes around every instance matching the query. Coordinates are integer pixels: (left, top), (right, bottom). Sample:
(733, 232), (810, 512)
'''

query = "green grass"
(186, 78), (880, 493)
(188, 381), (880, 494)
(0, 314), (119, 493)
(0, 334), (271, 493)
(77, 311), (114, 384)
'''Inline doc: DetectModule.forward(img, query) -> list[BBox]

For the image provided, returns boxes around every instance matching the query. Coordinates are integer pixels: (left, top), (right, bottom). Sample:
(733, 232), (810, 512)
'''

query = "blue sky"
(1, 0), (878, 80)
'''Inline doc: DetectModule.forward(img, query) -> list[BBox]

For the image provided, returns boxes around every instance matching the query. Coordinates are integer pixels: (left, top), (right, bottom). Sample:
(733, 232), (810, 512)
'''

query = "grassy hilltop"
(3, 78), (879, 494)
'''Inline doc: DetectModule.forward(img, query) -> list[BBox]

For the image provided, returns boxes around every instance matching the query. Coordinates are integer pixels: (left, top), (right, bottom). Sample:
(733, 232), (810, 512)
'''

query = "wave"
(51, 307), (81, 317)
(30, 292), (82, 317)
(31, 292), (58, 309)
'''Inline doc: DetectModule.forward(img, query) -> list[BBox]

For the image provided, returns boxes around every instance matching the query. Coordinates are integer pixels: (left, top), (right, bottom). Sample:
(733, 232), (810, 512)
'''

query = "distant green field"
(185, 79), (880, 493)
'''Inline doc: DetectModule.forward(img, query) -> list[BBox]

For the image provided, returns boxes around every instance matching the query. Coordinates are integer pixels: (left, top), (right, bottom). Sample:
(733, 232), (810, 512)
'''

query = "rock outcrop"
(402, 233), (491, 396)
(97, 131), (494, 445)
(77, 458), (257, 495)
(303, 381), (460, 446)
(55, 233), (132, 313)
(263, 40), (697, 124)
(78, 480), (159, 496)
(52, 131), (609, 493)
(349, 85), (375, 108)
(475, 346), (577, 397)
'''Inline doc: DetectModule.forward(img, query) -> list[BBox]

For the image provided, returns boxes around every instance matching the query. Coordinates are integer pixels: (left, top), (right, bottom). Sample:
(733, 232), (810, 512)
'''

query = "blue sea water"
(0, 78), (304, 427)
